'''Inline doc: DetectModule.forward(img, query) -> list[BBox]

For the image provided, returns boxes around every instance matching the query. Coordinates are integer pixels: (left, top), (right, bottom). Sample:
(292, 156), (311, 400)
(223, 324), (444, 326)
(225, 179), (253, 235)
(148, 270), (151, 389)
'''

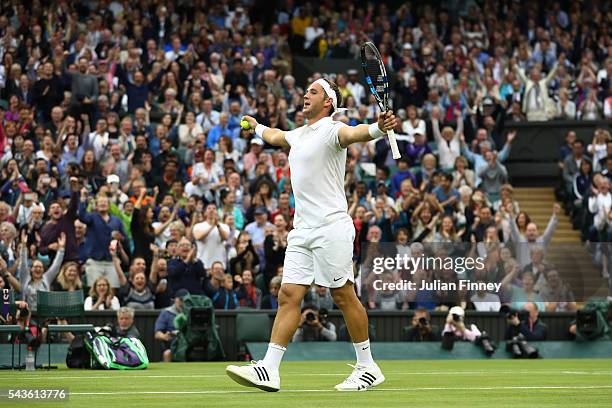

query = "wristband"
(368, 122), (385, 139)
(255, 124), (269, 138)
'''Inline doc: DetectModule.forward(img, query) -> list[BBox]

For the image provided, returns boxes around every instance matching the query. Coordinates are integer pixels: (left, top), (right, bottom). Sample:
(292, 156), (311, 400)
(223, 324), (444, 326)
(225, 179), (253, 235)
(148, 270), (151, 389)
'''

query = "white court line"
(3, 370), (612, 381)
(60, 385), (612, 396)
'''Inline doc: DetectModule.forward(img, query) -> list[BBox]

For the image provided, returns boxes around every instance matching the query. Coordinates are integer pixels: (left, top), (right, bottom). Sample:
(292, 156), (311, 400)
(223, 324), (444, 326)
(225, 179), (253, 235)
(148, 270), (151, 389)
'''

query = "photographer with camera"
(292, 306), (337, 342)
(10, 301), (40, 348)
(505, 302), (547, 341)
(154, 289), (188, 362)
(403, 308), (441, 341)
(441, 306), (480, 342)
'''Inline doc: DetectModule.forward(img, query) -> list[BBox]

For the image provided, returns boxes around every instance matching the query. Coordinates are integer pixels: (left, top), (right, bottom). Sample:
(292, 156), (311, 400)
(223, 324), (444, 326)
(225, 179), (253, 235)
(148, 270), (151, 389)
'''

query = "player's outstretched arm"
(242, 115), (289, 148)
(338, 111), (397, 148)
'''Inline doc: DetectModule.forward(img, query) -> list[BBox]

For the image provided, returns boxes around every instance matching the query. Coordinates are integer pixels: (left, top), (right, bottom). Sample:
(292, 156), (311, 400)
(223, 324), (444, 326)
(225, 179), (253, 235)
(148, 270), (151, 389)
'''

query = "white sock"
(261, 343), (286, 371)
(353, 339), (375, 367)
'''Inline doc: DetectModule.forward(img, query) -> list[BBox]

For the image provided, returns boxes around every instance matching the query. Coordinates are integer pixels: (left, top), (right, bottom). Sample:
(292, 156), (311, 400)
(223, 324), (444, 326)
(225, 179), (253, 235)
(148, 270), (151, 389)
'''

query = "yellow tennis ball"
(240, 120), (251, 130)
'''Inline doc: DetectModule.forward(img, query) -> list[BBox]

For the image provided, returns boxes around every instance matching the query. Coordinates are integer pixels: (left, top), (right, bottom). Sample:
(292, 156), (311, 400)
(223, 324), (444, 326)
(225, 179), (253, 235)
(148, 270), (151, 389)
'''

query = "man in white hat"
(226, 78), (397, 392)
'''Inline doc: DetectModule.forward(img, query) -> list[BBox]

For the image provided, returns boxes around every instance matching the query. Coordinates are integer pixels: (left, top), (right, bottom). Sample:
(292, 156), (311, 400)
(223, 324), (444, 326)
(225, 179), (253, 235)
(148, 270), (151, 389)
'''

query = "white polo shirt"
(285, 116), (350, 229)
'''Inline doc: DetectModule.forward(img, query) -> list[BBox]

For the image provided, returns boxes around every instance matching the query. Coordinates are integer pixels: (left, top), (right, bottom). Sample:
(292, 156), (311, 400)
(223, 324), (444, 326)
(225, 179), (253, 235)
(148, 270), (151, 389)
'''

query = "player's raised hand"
(241, 115), (258, 131)
(377, 111), (397, 133)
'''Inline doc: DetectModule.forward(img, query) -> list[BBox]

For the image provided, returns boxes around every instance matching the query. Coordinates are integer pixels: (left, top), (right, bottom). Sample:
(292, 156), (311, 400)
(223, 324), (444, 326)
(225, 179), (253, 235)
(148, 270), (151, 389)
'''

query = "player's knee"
(331, 288), (354, 309)
(278, 285), (303, 307)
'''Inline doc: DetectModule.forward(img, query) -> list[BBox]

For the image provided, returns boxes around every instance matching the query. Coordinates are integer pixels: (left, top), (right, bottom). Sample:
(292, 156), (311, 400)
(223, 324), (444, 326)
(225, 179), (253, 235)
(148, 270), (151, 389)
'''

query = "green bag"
(86, 333), (149, 370)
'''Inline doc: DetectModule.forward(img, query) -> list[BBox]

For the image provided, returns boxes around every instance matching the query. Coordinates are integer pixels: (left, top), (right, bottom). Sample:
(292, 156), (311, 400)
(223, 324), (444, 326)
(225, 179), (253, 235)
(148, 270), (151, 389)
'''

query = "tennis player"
(226, 78), (397, 392)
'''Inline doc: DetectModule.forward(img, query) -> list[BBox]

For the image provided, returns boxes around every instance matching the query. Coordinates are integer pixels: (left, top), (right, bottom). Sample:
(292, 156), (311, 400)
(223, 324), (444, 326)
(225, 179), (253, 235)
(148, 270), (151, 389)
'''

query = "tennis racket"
(360, 41), (401, 159)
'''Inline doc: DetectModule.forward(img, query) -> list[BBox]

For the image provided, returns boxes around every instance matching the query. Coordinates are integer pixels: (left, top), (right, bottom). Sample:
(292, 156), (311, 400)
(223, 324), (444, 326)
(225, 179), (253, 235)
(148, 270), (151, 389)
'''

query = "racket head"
(360, 41), (391, 112)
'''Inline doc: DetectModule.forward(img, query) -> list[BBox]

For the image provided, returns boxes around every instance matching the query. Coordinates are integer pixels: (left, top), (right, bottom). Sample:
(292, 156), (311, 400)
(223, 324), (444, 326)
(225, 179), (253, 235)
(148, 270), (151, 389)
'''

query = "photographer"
(403, 309), (441, 341)
(292, 306), (337, 342)
(505, 302), (547, 341)
(154, 289), (188, 362)
(10, 301), (40, 348)
(441, 306), (480, 342)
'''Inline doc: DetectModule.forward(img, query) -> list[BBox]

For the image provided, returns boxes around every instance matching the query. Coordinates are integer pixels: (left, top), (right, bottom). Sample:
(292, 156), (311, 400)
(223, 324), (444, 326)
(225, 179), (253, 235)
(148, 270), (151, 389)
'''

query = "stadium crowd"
(0, 0), (610, 331)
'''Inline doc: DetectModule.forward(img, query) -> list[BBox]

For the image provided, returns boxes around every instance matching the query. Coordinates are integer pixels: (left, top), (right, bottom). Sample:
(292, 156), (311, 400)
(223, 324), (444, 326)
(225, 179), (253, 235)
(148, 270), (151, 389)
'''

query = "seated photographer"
(9, 301), (40, 348)
(292, 306), (337, 342)
(505, 302), (547, 341)
(403, 308), (441, 341)
(441, 306), (480, 342)
(111, 306), (141, 339)
(154, 289), (188, 362)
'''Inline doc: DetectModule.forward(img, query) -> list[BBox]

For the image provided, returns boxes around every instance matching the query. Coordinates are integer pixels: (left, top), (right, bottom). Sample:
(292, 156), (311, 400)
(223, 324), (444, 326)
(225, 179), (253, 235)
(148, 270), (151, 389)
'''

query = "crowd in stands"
(0, 0), (609, 327)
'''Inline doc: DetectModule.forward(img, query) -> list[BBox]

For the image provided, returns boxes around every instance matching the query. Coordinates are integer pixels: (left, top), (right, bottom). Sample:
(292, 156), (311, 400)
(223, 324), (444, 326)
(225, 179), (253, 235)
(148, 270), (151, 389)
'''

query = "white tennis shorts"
(282, 216), (355, 288)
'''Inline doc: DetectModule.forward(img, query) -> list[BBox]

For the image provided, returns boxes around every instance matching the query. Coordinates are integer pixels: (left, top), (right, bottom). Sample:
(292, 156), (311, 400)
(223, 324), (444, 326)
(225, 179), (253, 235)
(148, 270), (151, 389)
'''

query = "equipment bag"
(85, 332), (149, 370)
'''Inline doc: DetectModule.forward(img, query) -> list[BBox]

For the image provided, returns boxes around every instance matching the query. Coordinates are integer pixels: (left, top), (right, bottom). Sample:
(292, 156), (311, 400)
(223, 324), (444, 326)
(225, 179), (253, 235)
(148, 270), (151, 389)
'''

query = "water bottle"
(25, 347), (35, 371)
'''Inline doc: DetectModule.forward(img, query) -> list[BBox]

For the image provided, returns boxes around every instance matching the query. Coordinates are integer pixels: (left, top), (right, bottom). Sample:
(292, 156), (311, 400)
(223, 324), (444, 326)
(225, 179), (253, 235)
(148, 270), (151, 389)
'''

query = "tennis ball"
(240, 120), (251, 130)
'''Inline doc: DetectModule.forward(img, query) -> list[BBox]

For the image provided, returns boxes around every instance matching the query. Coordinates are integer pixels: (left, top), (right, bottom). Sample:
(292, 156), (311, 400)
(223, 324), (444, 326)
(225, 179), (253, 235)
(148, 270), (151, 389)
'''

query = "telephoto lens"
(516, 334), (539, 359)
(507, 337), (523, 358)
(477, 331), (496, 357)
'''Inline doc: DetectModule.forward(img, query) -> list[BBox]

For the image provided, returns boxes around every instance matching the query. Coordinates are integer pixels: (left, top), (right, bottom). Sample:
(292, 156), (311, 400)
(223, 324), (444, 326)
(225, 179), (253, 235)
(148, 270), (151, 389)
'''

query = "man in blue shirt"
(207, 112), (239, 149)
(78, 191), (126, 289)
(432, 173), (460, 215)
(154, 288), (188, 362)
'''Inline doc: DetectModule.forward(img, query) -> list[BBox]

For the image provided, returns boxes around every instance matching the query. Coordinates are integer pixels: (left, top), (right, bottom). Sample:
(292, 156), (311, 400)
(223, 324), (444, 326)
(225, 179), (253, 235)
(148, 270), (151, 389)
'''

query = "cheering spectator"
(85, 277), (120, 311)
(79, 189), (126, 289)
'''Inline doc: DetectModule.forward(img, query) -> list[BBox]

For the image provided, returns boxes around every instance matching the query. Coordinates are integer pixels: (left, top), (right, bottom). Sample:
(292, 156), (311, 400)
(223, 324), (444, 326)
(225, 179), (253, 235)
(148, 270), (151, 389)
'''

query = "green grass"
(2, 360), (612, 408)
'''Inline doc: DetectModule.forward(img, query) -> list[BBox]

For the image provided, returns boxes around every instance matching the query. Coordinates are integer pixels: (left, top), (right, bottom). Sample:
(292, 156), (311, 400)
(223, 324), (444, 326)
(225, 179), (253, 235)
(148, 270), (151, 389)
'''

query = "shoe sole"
(226, 366), (280, 392)
(335, 374), (385, 391)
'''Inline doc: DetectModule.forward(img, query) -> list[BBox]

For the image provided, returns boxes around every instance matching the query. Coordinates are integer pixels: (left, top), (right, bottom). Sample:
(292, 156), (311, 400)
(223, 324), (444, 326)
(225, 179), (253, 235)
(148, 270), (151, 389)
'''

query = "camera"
(452, 314), (462, 322)
(506, 333), (539, 359)
(476, 331), (496, 357)
(418, 317), (428, 326)
(306, 312), (316, 322)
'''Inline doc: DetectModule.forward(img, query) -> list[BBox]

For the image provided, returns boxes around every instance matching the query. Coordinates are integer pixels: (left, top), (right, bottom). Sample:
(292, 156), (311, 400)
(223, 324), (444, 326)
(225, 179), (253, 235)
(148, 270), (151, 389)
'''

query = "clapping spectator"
(85, 277), (120, 311)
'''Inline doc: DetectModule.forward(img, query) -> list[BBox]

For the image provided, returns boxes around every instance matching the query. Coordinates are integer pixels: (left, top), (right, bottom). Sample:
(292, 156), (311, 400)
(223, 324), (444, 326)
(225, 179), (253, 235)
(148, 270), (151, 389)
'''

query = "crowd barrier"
(15, 310), (577, 362)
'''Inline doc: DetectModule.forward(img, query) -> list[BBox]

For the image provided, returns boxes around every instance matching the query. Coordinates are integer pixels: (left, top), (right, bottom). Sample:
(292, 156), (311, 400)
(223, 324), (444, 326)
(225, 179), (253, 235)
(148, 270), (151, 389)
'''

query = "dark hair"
(322, 78), (342, 116)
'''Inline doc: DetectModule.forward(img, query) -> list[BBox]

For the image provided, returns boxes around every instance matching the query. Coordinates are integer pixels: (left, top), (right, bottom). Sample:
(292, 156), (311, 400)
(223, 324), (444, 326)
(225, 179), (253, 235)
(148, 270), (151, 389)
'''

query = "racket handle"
(386, 129), (401, 159)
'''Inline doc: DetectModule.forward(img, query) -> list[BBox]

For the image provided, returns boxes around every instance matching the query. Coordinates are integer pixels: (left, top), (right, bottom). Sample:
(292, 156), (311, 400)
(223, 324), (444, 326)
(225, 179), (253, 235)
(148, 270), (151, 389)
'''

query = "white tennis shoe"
(335, 363), (385, 391)
(226, 361), (280, 392)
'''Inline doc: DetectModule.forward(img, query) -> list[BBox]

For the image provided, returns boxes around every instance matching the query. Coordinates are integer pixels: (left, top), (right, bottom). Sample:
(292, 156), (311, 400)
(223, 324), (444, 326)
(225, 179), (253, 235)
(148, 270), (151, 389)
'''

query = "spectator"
(112, 307), (141, 339)
(235, 270), (262, 308)
(508, 204), (560, 267)
(262, 276), (282, 309)
(79, 189), (127, 289)
(513, 61), (558, 121)
(111, 244), (155, 310)
(84, 277), (120, 311)
(38, 177), (80, 263)
(539, 269), (577, 312)
(17, 232), (65, 311)
(193, 203), (230, 269)
(167, 237), (205, 296)
(204, 262), (239, 310)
